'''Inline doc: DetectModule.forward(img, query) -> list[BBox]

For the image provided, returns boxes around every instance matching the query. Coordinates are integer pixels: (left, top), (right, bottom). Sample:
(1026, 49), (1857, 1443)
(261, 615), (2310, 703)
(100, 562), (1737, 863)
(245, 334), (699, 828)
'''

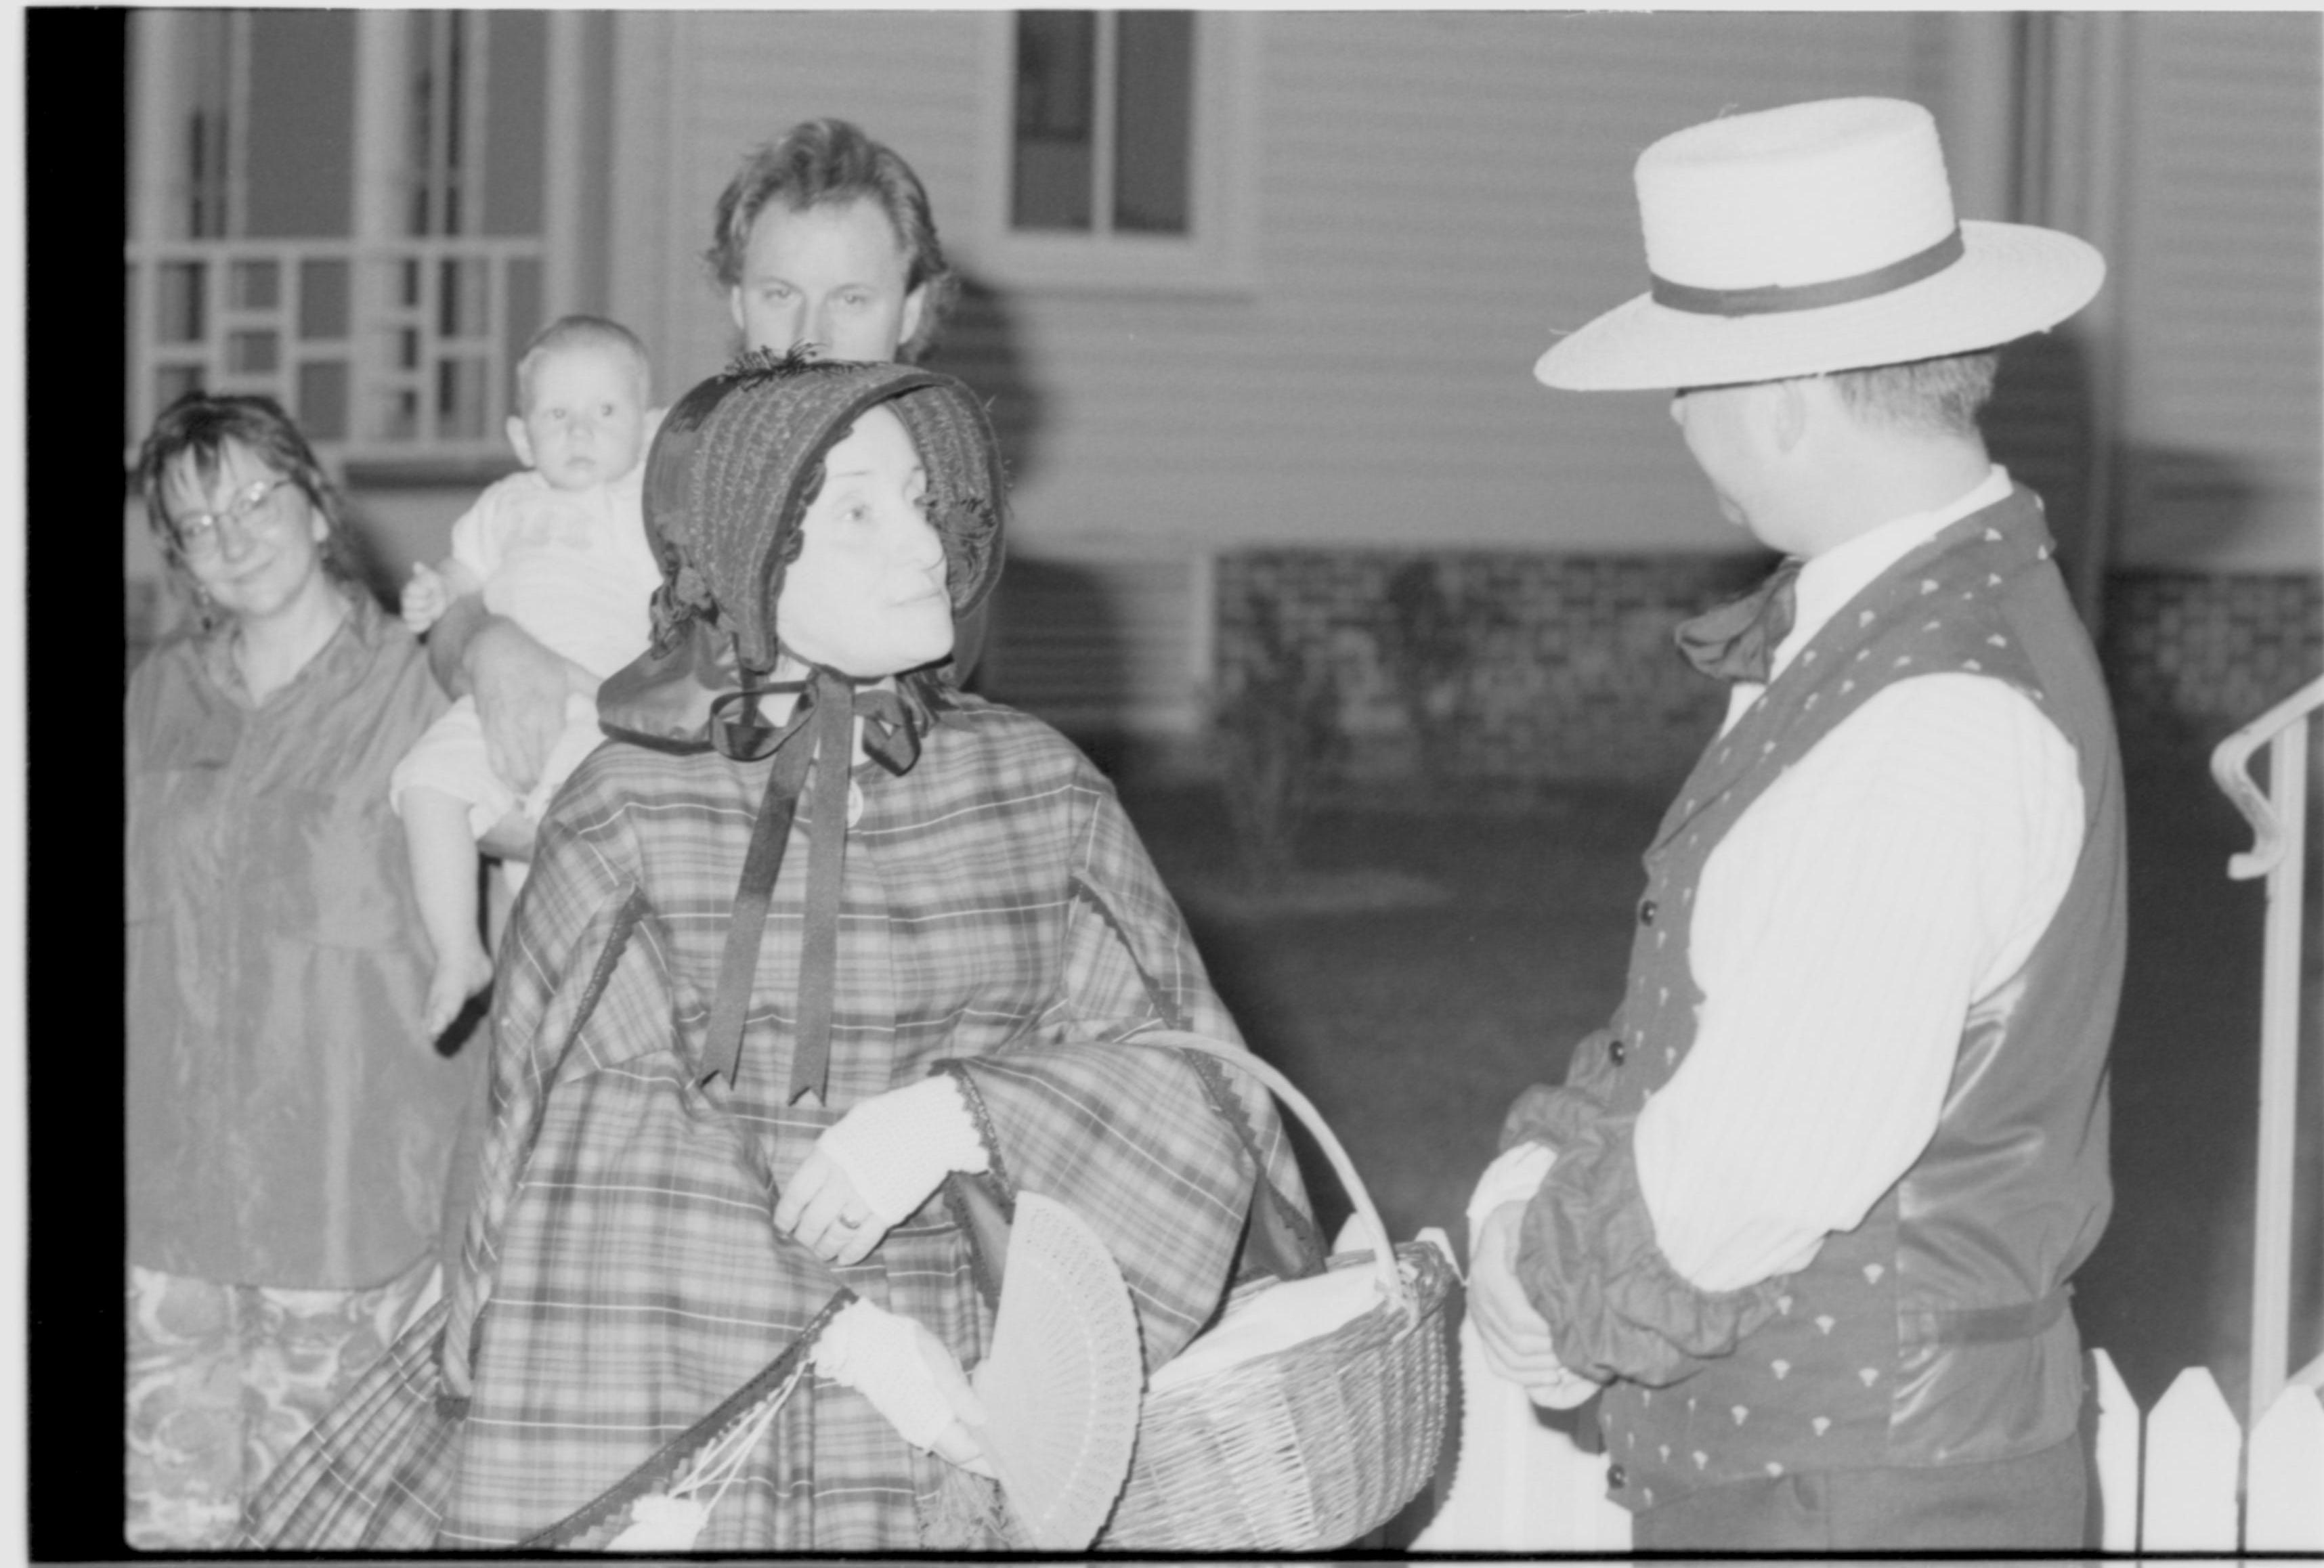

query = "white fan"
(970, 1191), (1145, 1548)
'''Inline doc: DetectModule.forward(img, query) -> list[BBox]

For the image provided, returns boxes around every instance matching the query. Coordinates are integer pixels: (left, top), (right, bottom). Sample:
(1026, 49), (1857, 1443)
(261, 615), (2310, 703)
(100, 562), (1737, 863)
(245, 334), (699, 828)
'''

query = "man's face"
(1669, 385), (1763, 533)
(729, 197), (928, 362)
(776, 404), (953, 678)
(509, 344), (650, 491)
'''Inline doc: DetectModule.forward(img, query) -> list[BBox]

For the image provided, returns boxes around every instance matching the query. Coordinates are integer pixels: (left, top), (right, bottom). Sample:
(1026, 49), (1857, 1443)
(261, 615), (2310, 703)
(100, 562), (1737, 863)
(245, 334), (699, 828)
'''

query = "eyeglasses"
(169, 476), (293, 559)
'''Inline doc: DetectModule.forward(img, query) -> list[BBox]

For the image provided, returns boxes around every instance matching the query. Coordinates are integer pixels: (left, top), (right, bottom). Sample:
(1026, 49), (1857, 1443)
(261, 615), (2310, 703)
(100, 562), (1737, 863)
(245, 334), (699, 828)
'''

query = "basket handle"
(1127, 1029), (1419, 1327)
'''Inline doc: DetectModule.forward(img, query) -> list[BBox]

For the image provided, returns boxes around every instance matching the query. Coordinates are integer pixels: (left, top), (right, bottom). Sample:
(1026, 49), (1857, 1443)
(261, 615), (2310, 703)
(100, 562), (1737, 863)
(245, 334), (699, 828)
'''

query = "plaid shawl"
(244, 698), (1306, 1550)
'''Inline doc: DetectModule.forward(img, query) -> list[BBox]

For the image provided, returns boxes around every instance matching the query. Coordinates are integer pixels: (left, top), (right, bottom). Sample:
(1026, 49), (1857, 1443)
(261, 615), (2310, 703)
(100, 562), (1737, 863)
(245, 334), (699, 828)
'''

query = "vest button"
(1609, 1037), (1627, 1066)
(1608, 1463), (1627, 1489)
(1639, 898), (1658, 926)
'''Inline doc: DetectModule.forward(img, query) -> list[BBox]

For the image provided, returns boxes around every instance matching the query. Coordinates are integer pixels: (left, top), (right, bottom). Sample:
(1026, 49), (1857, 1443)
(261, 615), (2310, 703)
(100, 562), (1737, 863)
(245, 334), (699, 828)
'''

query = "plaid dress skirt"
(245, 701), (1307, 1549)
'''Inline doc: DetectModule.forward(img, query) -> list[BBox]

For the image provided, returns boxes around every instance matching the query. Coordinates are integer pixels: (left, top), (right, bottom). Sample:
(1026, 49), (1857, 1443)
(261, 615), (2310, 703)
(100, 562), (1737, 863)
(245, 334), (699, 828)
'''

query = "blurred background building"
(117, 9), (2319, 781)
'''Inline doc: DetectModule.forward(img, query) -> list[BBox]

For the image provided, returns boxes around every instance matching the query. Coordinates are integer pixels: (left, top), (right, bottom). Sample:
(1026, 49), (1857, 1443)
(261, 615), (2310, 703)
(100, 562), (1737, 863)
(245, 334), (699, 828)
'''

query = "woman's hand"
(810, 1299), (995, 1475)
(776, 1076), (991, 1267)
(775, 1147), (888, 1267)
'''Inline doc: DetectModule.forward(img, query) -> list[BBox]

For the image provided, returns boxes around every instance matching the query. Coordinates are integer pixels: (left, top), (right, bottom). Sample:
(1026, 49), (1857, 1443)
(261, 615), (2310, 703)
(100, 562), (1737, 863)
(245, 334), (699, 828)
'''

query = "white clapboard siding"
(2112, 12), (2323, 571)
(611, 10), (1941, 557)
(978, 554), (1206, 736)
(995, 10), (1940, 557)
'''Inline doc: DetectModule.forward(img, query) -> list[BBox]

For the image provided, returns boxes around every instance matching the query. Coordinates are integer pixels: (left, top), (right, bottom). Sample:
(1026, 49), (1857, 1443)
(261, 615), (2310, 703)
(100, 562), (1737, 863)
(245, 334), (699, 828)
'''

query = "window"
(124, 10), (582, 467)
(1011, 12), (1192, 236)
(970, 10), (1258, 292)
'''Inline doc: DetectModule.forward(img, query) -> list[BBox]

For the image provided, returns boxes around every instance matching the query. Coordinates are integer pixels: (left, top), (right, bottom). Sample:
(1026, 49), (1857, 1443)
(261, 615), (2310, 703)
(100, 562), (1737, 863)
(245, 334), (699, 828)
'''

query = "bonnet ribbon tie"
(1675, 557), (1803, 685)
(698, 668), (926, 1097)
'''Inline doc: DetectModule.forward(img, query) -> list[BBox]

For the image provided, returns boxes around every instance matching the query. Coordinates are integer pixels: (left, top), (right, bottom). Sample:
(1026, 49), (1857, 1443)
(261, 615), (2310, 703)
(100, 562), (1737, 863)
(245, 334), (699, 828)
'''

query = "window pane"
(483, 10), (547, 237)
(157, 261), (206, 343)
(297, 360), (349, 441)
(156, 363), (206, 411)
(1012, 11), (1096, 231)
(383, 386), (420, 443)
(243, 10), (356, 238)
(439, 257), (488, 339)
(444, 16), (469, 235)
(230, 259), (279, 311)
(437, 356), (488, 439)
(409, 13), (473, 236)
(179, 12), (232, 238)
(299, 259), (349, 341)
(228, 330), (278, 374)
(504, 255), (542, 398)
(1114, 12), (1192, 234)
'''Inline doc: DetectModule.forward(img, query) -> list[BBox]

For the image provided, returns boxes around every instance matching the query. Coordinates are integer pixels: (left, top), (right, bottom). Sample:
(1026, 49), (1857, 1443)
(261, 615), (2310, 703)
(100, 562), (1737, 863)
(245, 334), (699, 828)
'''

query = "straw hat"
(970, 1192), (1144, 1549)
(1535, 97), (2105, 391)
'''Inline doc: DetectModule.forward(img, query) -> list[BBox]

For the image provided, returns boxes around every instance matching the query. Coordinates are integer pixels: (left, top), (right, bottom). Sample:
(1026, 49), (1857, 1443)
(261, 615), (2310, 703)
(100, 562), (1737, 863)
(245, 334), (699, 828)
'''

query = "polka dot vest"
(1587, 489), (2124, 1513)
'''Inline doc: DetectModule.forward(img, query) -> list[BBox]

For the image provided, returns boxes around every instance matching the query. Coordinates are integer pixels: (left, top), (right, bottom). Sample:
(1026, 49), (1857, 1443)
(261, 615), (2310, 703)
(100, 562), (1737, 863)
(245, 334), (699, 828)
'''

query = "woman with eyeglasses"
(123, 391), (483, 1549)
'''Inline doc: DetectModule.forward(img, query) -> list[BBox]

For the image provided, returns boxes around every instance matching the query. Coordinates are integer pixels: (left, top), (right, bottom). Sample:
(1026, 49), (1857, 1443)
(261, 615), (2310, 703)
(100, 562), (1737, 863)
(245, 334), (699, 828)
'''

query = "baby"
(391, 315), (664, 1037)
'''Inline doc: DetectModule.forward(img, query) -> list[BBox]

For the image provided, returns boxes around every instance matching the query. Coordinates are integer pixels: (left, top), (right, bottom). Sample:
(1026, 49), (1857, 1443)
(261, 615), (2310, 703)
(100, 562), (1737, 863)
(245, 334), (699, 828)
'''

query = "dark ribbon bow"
(1675, 557), (1805, 684)
(698, 666), (925, 1099)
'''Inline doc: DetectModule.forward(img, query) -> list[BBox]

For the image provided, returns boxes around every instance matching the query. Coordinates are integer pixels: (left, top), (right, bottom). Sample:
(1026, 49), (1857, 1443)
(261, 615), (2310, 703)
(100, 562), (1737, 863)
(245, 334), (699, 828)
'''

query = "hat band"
(1650, 227), (1964, 317)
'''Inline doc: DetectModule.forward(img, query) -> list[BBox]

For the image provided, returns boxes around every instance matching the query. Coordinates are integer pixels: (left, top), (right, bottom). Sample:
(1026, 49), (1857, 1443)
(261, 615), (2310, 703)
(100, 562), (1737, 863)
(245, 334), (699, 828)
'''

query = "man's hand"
(1469, 1199), (1599, 1407)
(442, 611), (595, 795)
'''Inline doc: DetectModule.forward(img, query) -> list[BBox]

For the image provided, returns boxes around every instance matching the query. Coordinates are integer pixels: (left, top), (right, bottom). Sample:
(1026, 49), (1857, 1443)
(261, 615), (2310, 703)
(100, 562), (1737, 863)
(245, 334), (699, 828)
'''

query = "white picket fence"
(2090, 1348), (2324, 1550)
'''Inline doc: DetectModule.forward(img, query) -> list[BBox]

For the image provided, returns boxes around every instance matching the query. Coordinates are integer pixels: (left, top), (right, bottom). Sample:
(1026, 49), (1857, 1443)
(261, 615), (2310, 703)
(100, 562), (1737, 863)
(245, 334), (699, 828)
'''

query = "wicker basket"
(1096, 1030), (1456, 1551)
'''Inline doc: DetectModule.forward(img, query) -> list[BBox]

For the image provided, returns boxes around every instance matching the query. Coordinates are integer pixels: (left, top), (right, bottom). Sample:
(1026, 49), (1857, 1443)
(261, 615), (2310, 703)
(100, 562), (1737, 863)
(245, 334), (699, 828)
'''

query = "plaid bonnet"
(640, 350), (1007, 675)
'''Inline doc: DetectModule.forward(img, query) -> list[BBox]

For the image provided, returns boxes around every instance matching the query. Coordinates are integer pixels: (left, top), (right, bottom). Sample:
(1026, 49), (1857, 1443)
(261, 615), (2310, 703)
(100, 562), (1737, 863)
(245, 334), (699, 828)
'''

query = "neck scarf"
(1675, 557), (1804, 684)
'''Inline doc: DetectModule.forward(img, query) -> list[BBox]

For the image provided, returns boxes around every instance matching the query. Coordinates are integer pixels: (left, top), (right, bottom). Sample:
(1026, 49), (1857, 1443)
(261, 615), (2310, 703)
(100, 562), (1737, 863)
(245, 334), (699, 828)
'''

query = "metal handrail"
(2207, 671), (2324, 1426)
(2211, 674), (2324, 879)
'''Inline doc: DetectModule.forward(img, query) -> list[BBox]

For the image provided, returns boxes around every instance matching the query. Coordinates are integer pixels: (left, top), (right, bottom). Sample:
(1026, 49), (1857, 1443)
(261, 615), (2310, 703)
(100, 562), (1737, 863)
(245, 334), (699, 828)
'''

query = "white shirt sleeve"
(1631, 673), (2085, 1294)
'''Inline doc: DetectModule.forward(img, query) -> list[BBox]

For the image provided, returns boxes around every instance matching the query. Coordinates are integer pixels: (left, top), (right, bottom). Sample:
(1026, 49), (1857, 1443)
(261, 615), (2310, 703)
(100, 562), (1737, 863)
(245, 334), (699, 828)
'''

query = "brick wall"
(2103, 571), (2324, 755)
(1215, 550), (1772, 791)
(1214, 549), (2323, 791)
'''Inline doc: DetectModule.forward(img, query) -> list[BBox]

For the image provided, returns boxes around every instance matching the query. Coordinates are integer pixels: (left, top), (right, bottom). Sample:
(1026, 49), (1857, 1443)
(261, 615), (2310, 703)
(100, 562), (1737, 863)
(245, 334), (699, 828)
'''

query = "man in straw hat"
(1467, 97), (2124, 1549)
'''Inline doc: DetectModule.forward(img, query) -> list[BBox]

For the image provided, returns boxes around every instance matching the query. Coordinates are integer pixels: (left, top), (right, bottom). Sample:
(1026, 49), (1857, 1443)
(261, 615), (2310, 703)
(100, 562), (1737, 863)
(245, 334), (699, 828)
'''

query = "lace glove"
(777, 1076), (991, 1267)
(817, 1074), (991, 1228)
(810, 1298), (991, 1472)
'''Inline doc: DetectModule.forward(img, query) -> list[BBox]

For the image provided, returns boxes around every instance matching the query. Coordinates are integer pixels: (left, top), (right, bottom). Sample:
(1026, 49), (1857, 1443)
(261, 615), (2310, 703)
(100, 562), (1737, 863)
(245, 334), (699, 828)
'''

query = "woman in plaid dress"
(247, 355), (1314, 1550)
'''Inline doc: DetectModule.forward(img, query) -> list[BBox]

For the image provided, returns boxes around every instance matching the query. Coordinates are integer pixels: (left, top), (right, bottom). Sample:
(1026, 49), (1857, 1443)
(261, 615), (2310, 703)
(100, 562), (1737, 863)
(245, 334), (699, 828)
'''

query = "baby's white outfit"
(390, 466), (661, 873)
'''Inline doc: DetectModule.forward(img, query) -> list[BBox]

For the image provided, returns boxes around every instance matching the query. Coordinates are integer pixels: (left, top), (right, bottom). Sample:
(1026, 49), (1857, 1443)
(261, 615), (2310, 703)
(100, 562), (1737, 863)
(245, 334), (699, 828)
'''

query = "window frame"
(123, 9), (595, 474)
(965, 9), (1260, 295)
